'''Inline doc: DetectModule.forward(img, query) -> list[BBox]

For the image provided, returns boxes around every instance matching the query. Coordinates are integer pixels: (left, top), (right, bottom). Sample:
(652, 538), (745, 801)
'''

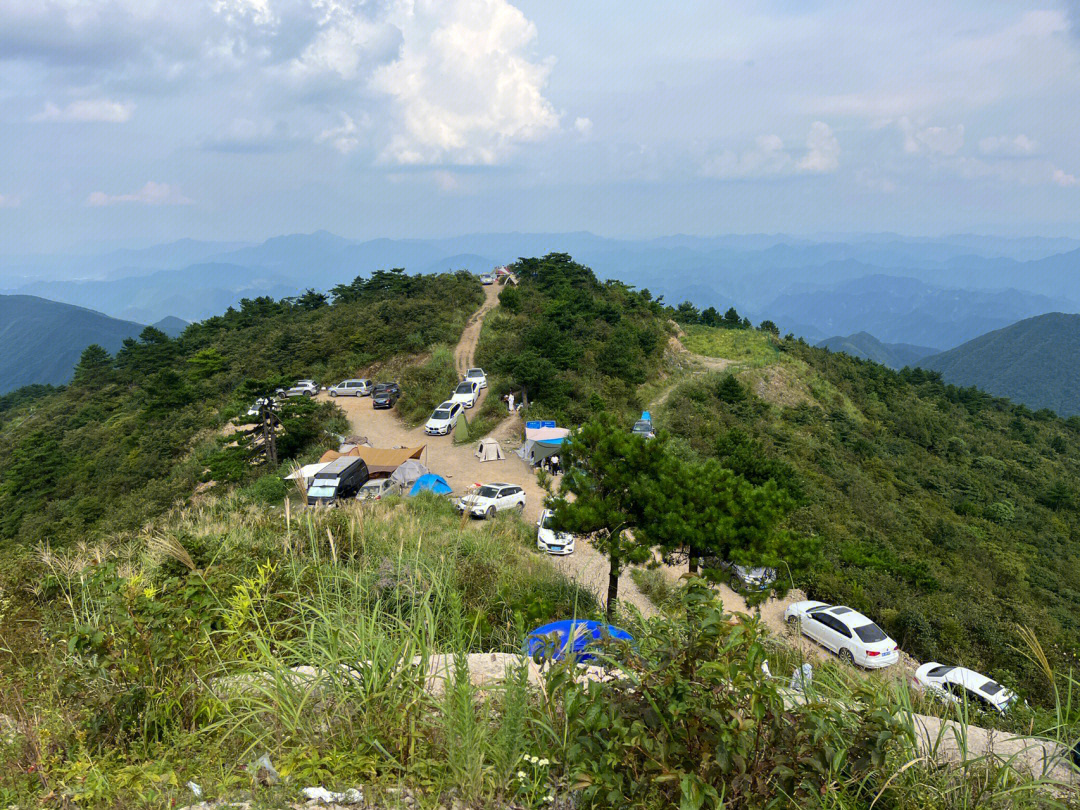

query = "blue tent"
(641, 410), (652, 422)
(525, 619), (634, 663)
(408, 473), (452, 496)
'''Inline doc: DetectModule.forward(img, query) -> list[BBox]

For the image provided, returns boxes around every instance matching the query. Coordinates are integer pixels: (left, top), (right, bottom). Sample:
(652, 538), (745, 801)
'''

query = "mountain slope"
(151, 315), (189, 337)
(0, 295), (145, 393)
(919, 312), (1080, 415)
(817, 331), (939, 369)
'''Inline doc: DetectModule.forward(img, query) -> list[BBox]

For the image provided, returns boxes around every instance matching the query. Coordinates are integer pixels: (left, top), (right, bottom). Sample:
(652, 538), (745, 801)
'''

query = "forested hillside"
(919, 312), (1080, 415)
(0, 294), (146, 393)
(0, 270), (482, 549)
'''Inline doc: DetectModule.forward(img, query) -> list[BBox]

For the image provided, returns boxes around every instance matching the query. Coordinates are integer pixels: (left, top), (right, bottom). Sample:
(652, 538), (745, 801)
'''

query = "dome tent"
(475, 437), (505, 462)
(408, 473), (452, 496)
(390, 459), (429, 488)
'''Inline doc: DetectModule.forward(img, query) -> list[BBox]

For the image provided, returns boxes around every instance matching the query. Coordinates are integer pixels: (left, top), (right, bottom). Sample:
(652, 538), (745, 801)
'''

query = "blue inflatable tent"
(408, 473), (452, 496)
(525, 619), (634, 663)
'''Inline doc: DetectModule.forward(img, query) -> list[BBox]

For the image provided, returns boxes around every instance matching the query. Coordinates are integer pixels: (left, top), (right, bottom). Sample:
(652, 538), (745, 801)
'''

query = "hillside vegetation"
(919, 312), (1080, 415)
(0, 270), (482, 550)
(0, 294), (146, 393)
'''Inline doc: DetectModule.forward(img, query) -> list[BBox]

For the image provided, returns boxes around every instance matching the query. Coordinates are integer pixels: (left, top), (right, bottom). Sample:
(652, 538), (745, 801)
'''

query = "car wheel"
(305, 390), (314, 397)
(730, 575), (744, 592)
(786, 615), (799, 626)
(485, 506), (496, 519)
(330, 390), (337, 397)
(517, 501), (525, 512)
(839, 648), (855, 665)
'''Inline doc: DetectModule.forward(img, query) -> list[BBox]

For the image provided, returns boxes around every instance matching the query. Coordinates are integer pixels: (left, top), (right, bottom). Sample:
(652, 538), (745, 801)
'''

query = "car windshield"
(374, 385), (388, 393)
(308, 485), (336, 498)
(475, 486), (501, 498)
(853, 623), (888, 643)
(455, 383), (473, 394)
(542, 513), (553, 528)
(467, 370), (483, 377)
(432, 410), (450, 420)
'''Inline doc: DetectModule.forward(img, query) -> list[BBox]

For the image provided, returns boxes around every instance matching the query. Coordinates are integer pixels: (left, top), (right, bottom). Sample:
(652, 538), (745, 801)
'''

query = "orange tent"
(318, 445), (425, 475)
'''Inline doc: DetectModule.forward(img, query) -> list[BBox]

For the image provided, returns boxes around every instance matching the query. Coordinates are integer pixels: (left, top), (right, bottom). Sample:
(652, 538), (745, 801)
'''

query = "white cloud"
(32, 99), (134, 123)
(796, 121), (839, 173)
(86, 181), (193, 207)
(978, 134), (1038, 155)
(855, 168), (896, 193)
(574, 117), (593, 136)
(1052, 168), (1079, 187)
(317, 113), (364, 154)
(704, 122), (838, 178)
(371, 0), (560, 165)
(898, 118), (964, 155)
(0, 194), (21, 208)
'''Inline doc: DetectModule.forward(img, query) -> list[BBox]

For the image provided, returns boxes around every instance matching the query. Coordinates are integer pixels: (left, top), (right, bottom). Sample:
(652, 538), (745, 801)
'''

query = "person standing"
(507, 391), (515, 413)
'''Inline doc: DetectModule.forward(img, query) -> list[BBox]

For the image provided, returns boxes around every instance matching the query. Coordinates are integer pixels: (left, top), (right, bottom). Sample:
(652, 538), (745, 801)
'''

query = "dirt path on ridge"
(321, 282), (655, 617)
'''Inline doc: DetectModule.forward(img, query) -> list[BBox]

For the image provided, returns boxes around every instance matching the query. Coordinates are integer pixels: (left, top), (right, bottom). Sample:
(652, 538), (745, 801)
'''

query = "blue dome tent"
(408, 473), (452, 496)
(525, 619), (634, 663)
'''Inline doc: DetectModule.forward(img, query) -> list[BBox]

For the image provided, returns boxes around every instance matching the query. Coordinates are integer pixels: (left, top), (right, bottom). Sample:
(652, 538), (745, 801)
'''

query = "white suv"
(784, 601), (899, 669)
(456, 483), (526, 519)
(424, 401), (463, 435)
(465, 368), (487, 389)
(537, 509), (575, 555)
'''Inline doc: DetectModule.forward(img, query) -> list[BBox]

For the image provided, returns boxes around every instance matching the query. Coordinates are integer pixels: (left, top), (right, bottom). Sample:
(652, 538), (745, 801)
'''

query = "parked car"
(451, 380), (480, 408)
(276, 380), (319, 398)
(424, 401), (463, 435)
(479, 273), (495, 285)
(456, 483), (526, 518)
(372, 382), (401, 409)
(783, 601), (899, 669)
(914, 663), (1018, 713)
(329, 378), (373, 397)
(536, 509), (575, 555)
(632, 419), (655, 439)
(465, 368), (488, 389)
(246, 397), (277, 418)
(718, 560), (777, 592)
(356, 478), (401, 501)
(307, 457), (369, 506)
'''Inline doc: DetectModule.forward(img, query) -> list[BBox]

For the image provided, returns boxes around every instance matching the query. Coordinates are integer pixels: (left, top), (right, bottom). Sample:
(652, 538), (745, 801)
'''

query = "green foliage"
(395, 346), (460, 426)
(475, 254), (667, 422)
(0, 270), (483, 550)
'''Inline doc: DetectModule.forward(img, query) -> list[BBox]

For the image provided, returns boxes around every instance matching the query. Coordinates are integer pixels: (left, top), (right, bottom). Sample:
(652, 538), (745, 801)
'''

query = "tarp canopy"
(454, 410), (470, 442)
(516, 439), (563, 466)
(285, 462), (330, 482)
(319, 445), (425, 475)
(525, 620), (634, 663)
(409, 473), (452, 496)
(475, 438), (505, 462)
(390, 459), (429, 487)
(525, 423), (570, 442)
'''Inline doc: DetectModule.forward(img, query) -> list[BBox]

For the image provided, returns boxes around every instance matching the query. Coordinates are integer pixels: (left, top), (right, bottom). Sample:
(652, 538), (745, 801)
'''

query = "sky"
(1, 0), (1079, 251)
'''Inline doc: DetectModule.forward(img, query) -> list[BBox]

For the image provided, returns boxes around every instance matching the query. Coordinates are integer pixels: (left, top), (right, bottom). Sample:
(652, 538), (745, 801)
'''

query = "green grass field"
(680, 325), (781, 367)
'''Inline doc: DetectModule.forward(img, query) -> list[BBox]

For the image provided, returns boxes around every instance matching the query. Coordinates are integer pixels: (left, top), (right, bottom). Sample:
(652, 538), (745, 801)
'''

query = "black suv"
(372, 382), (401, 409)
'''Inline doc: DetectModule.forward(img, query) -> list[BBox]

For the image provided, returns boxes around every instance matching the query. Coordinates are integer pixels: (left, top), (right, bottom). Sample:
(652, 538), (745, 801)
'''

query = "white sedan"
(456, 483), (526, 518)
(914, 663), (1018, 713)
(536, 509), (575, 555)
(451, 380), (480, 408)
(424, 401), (464, 435)
(784, 601), (899, 669)
(465, 368), (488, 389)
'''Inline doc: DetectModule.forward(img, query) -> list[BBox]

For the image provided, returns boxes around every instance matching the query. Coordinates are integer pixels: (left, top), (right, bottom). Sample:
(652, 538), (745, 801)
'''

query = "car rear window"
(927, 665), (955, 677)
(455, 383), (473, 393)
(981, 681), (1004, 696)
(853, 623), (887, 643)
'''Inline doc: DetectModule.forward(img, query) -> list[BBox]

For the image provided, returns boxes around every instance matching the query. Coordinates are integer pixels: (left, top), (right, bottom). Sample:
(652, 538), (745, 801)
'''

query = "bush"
(245, 472), (288, 505)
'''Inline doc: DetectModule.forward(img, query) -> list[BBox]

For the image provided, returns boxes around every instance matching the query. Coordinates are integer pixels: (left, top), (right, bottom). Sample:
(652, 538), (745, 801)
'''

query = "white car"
(451, 380), (480, 408)
(465, 368), (487, 389)
(536, 509), (575, 555)
(356, 478), (401, 501)
(328, 378), (373, 397)
(784, 601), (899, 669)
(424, 401), (464, 435)
(245, 397), (277, 418)
(914, 663), (1018, 714)
(276, 380), (319, 398)
(479, 273), (495, 285)
(456, 483), (526, 518)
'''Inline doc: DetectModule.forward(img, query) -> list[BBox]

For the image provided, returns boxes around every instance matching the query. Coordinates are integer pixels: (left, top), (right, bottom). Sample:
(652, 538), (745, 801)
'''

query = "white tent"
(475, 438), (505, 462)
(285, 462), (330, 487)
(390, 459), (430, 487)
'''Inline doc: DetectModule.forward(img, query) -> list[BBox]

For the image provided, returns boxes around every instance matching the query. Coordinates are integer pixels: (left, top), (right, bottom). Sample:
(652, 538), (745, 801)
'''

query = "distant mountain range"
(816, 332), (938, 370)
(2, 231), (1078, 343)
(151, 316), (188, 338)
(918, 312), (1080, 416)
(0, 295), (146, 394)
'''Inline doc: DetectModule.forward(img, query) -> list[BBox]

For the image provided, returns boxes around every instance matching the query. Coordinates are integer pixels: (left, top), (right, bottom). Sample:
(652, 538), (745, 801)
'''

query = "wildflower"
(142, 585), (157, 600)
(544, 796), (555, 804)
(516, 771), (527, 779)
(538, 758), (550, 767)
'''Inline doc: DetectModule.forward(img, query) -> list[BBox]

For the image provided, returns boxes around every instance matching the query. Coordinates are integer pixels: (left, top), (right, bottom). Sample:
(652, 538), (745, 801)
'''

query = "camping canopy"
(516, 439), (563, 466)
(525, 620), (634, 663)
(475, 438), (505, 462)
(409, 473), (452, 496)
(525, 424), (570, 442)
(390, 459), (429, 488)
(319, 445), (425, 475)
(285, 462), (330, 483)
